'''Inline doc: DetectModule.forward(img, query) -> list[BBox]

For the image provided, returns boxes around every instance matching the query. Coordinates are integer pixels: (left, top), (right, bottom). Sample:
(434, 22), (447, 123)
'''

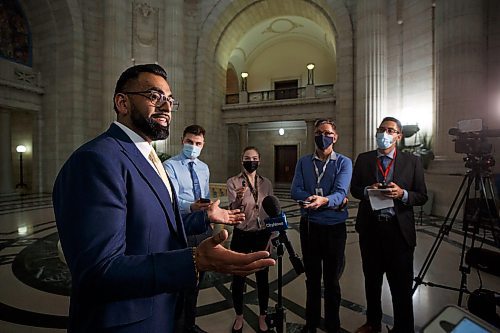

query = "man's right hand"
(195, 230), (275, 276)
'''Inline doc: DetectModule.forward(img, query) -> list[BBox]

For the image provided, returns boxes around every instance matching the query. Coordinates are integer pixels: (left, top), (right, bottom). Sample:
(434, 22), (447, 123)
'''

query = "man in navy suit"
(351, 117), (427, 333)
(53, 64), (275, 333)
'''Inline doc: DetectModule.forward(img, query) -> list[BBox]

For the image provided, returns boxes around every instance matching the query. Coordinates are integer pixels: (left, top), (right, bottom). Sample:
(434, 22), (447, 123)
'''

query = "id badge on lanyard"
(314, 156), (330, 197)
(315, 187), (324, 196)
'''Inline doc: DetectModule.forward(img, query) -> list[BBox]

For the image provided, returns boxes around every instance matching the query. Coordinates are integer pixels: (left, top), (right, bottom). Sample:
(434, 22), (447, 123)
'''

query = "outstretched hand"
(207, 199), (245, 225)
(195, 229), (276, 276)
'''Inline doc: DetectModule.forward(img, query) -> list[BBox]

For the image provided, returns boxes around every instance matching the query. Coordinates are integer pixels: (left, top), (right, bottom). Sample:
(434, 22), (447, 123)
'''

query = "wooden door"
(274, 145), (297, 185)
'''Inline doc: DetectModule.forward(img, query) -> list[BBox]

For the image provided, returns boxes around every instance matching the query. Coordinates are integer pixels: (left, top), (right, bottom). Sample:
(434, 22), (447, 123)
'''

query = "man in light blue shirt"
(163, 124), (211, 333)
(164, 125), (211, 216)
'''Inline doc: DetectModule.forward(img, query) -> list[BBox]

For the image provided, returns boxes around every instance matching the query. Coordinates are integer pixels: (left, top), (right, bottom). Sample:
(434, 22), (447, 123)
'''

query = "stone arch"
(194, 0), (354, 181)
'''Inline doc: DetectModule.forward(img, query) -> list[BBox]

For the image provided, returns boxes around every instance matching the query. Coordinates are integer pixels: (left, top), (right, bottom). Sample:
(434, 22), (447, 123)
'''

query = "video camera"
(449, 119), (500, 155)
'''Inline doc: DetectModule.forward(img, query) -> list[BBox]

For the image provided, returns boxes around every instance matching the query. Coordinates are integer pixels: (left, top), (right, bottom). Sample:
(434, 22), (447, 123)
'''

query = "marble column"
(0, 110), (14, 194)
(239, 123), (248, 152)
(355, 0), (387, 155)
(306, 120), (315, 154)
(434, 0), (487, 160)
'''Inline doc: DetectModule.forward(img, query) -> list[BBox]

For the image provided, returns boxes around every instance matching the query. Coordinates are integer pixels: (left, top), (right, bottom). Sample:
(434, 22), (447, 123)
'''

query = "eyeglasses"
(376, 127), (400, 135)
(123, 89), (180, 111)
(315, 131), (336, 137)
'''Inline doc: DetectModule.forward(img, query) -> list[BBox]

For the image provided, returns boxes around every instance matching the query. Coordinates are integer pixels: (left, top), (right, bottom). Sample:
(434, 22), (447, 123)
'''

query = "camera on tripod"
(449, 119), (500, 156)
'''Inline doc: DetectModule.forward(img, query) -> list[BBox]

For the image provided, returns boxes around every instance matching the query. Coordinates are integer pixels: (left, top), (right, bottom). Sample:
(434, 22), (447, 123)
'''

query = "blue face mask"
(376, 132), (394, 150)
(182, 144), (201, 159)
(314, 135), (334, 150)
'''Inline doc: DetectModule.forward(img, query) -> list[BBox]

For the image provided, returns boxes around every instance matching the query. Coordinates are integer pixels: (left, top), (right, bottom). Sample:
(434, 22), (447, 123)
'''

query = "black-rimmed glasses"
(123, 90), (180, 111)
(376, 127), (400, 135)
(314, 131), (336, 137)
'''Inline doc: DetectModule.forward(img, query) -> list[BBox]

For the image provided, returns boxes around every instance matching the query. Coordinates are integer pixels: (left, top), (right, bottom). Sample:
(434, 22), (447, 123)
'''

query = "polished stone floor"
(0, 192), (498, 333)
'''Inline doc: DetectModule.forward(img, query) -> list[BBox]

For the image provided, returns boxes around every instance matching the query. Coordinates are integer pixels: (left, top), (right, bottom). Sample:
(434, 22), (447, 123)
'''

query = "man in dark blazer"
(53, 64), (275, 333)
(351, 117), (427, 333)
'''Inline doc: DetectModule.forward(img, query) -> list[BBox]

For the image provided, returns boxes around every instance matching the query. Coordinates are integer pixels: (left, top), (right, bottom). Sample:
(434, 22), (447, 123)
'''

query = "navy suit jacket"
(351, 149), (428, 247)
(53, 124), (207, 333)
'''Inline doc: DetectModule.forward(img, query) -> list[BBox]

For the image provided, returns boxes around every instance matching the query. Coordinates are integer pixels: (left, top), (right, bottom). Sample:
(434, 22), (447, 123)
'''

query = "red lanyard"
(376, 150), (397, 183)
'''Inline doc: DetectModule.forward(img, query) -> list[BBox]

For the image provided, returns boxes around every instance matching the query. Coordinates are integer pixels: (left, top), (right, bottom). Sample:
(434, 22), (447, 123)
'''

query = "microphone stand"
(269, 236), (286, 333)
(268, 231), (304, 333)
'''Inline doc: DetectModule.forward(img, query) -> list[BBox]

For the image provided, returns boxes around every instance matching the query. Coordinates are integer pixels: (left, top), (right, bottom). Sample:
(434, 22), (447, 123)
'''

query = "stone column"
(102, 1), (131, 129)
(306, 120), (315, 154)
(159, 0), (184, 156)
(355, 0), (387, 154)
(434, 0), (487, 160)
(0, 110), (13, 194)
(427, 0), (488, 216)
(239, 123), (248, 152)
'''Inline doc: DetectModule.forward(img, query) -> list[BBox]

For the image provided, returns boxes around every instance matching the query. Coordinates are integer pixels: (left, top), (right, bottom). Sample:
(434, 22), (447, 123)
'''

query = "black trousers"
(230, 228), (271, 315)
(299, 217), (347, 333)
(359, 218), (415, 333)
(175, 227), (212, 331)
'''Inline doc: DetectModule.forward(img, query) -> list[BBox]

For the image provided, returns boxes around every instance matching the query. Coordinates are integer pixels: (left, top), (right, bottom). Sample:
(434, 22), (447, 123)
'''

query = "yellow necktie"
(148, 149), (173, 201)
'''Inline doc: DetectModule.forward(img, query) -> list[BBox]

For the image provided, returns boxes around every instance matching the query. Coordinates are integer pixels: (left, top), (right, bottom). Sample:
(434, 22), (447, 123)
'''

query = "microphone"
(262, 195), (304, 275)
(262, 195), (289, 231)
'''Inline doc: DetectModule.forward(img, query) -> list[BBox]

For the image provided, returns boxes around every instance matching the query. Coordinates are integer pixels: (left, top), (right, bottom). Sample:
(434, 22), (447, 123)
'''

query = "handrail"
(225, 84), (334, 104)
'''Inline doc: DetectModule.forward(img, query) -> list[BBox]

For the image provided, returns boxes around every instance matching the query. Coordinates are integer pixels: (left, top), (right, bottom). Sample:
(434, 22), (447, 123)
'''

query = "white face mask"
(376, 132), (394, 150)
(182, 144), (201, 159)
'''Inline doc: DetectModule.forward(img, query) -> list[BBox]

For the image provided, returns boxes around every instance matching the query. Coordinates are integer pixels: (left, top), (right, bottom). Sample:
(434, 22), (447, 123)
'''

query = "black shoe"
(231, 320), (243, 333)
(185, 325), (208, 333)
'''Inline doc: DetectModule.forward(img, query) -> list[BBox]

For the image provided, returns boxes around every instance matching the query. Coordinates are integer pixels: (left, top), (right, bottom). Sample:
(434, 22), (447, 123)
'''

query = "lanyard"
(376, 150), (397, 183)
(313, 154), (331, 187)
(242, 173), (259, 209)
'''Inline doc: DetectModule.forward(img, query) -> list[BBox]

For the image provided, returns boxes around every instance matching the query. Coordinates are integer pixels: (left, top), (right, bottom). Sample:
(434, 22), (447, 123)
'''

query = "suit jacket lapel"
(393, 149), (403, 181)
(106, 124), (182, 241)
(166, 178), (188, 246)
(370, 150), (379, 181)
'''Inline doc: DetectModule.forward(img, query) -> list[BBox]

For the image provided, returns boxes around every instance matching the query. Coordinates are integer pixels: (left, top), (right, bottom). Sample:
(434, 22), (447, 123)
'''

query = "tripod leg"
(412, 174), (474, 294)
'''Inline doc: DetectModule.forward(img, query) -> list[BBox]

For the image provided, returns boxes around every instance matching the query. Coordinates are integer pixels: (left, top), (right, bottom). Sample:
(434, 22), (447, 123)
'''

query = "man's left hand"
(383, 182), (403, 199)
(302, 195), (329, 210)
(196, 230), (275, 275)
(207, 199), (245, 225)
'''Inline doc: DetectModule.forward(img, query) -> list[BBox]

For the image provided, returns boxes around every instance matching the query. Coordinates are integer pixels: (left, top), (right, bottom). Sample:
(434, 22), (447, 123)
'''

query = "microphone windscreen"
(262, 195), (281, 217)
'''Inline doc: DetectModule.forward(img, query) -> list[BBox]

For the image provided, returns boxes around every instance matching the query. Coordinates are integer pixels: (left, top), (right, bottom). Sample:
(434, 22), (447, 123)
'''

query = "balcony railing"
(225, 84), (335, 104)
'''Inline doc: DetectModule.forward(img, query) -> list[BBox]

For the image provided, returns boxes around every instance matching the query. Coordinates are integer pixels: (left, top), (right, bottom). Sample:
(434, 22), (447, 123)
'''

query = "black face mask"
(242, 161), (259, 173)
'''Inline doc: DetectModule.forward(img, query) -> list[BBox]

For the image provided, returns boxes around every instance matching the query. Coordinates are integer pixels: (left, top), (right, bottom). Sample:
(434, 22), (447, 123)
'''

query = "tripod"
(412, 154), (499, 306)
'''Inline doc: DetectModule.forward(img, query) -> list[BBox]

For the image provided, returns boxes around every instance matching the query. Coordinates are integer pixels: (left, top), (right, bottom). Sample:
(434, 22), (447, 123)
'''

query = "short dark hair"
(380, 116), (402, 132)
(241, 146), (260, 159)
(183, 124), (206, 138)
(113, 64), (168, 112)
(314, 118), (337, 131)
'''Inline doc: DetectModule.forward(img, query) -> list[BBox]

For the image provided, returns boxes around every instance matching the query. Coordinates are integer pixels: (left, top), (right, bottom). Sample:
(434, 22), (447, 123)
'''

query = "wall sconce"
(16, 145), (27, 189)
(278, 128), (285, 136)
(241, 72), (248, 91)
(306, 63), (315, 85)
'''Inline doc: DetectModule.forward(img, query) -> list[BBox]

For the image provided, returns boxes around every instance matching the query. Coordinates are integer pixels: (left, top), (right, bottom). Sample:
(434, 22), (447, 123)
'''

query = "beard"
(130, 104), (169, 141)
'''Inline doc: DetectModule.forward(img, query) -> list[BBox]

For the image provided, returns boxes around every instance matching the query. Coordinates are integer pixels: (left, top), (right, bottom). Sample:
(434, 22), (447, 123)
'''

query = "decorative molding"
(0, 68), (43, 94)
(14, 69), (39, 86)
(262, 18), (303, 34)
(131, 2), (159, 62)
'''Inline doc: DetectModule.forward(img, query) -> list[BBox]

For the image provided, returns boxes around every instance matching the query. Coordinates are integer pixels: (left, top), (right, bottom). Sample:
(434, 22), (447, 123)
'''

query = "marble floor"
(0, 192), (498, 333)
